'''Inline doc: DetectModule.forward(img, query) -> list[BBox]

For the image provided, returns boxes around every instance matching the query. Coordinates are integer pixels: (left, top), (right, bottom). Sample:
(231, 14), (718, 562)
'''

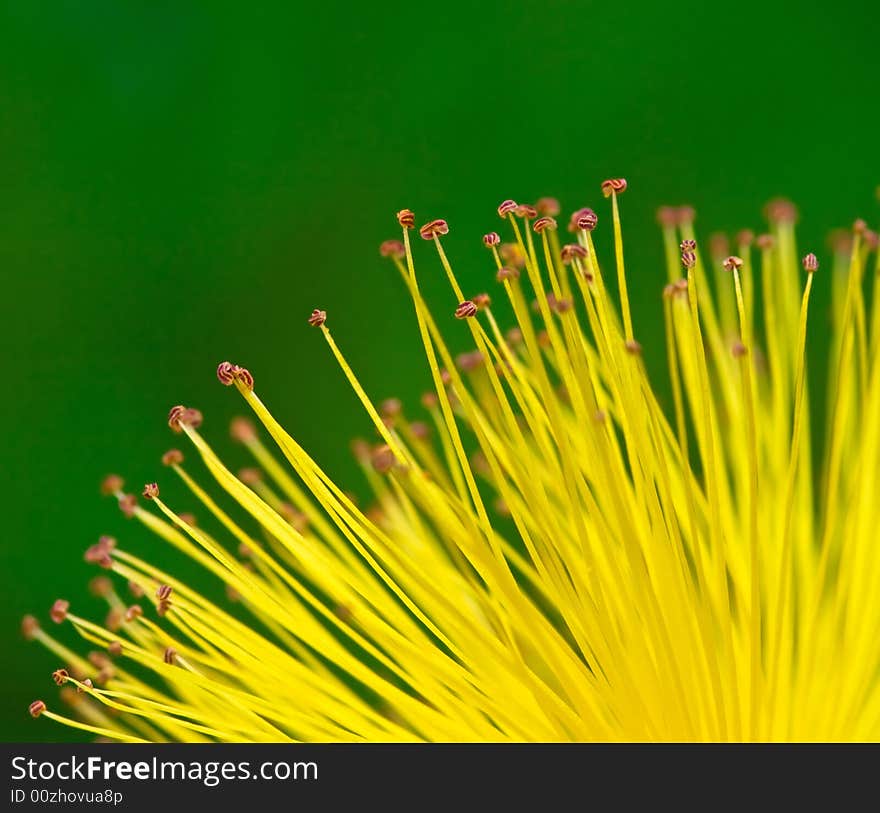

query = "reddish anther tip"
(156, 584), (172, 601)
(656, 206), (678, 228)
(802, 253), (819, 273)
(167, 405), (186, 432)
(142, 483), (159, 500)
(371, 445), (397, 474)
(472, 293), (491, 310)
(853, 218), (868, 234)
(535, 197), (561, 216)
(505, 326), (523, 346)
(127, 581), (144, 598)
(560, 244), (588, 264)
(77, 678), (94, 694)
(238, 467), (262, 485)
(308, 309), (327, 327)
(681, 251), (697, 269)
(118, 493), (137, 518)
(572, 208), (598, 232)
(709, 233), (730, 258)
(22, 615), (40, 640)
(100, 474), (124, 496)
(125, 605), (143, 622)
(88, 576), (113, 598)
(495, 266), (520, 282)
(419, 219), (449, 240)
(736, 229), (755, 247)
(164, 647), (177, 665)
(601, 178), (627, 197)
(409, 421), (430, 440)
(497, 199), (518, 217)
(456, 350), (485, 372)
(105, 608), (124, 631)
(482, 232), (501, 247)
(454, 300), (478, 319)
(732, 341), (748, 358)
(515, 204), (537, 219)
(108, 640), (123, 656)
(162, 449), (184, 466)
(29, 700), (46, 719)
(420, 391), (439, 409)
(625, 339), (643, 355)
(157, 600), (172, 617)
(380, 239), (406, 259)
(380, 397), (403, 418)
(764, 198), (798, 224)
(52, 668), (69, 686)
(864, 230), (879, 250)
(396, 209), (415, 229)
(50, 599), (69, 624)
(216, 361), (236, 385)
(84, 542), (113, 569)
(756, 234), (775, 250)
(230, 416), (257, 444)
(679, 239), (697, 252)
(723, 255), (744, 273)
(533, 216), (557, 233)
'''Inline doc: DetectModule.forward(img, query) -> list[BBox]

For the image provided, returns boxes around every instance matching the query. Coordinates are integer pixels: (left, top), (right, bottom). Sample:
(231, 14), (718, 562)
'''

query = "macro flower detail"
(22, 186), (880, 743)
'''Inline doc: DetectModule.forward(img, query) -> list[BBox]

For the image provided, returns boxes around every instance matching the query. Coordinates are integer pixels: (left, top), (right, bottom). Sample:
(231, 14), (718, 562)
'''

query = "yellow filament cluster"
(27, 190), (880, 741)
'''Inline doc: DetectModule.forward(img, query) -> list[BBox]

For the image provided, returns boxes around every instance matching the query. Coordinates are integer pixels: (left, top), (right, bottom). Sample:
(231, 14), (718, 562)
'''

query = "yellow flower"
(25, 184), (880, 741)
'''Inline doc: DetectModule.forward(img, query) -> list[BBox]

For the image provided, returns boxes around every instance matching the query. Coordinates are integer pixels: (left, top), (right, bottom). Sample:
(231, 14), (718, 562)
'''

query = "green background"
(1, 0), (877, 741)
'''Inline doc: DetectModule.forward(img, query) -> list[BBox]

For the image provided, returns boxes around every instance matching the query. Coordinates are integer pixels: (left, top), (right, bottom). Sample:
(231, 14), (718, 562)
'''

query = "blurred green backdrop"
(1, 0), (877, 740)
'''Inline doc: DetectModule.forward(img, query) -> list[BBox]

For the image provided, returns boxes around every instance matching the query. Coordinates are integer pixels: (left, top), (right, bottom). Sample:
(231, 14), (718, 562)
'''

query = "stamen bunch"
(24, 182), (880, 741)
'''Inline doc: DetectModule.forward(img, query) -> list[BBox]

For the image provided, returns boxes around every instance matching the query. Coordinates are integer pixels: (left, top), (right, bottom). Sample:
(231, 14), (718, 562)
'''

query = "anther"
(679, 239), (696, 252)
(495, 266), (519, 282)
(802, 253), (819, 273)
(238, 467), (262, 485)
(625, 339), (643, 355)
(52, 668), (69, 686)
(308, 309), (327, 327)
(88, 576), (113, 598)
(108, 641), (123, 656)
(162, 449), (184, 466)
(736, 229), (754, 247)
(457, 351), (485, 372)
(723, 255), (744, 273)
(50, 600), (69, 624)
(128, 581), (144, 598)
(506, 327), (523, 346)
(410, 421), (430, 440)
(709, 233), (730, 258)
(533, 216), (557, 233)
(601, 178), (627, 197)
(230, 417), (257, 443)
(29, 700), (46, 718)
(100, 474), (124, 496)
(380, 239), (406, 259)
(853, 218), (867, 235)
(497, 199), (518, 217)
(455, 301), (478, 319)
(396, 209), (415, 229)
(656, 206), (678, 228)
(419, 219), (449, 240)
(371, 445), (397, 474)
(142, 483), (159, 500)
(731, 341), (748, 358)
(676, 206), (696, 226)
(420, 391), (439, 409)
(535, 197), (561, 216)
(499, 243), (525, 267)
(560, 244), (587, 264)
(756, 234), (775, 250)
(515, 204), (537, 220)
(77, 678), (94, 693)
(22, 615), (40, 640)
(125, 605), (143, 622)
(380, 398), (403, 419)
(156, 584), (172, 601)
(574, 208), (598, 232)
(105, 608), (124, 631)
(472, 293), (491, 310)
(164, 647), (177, 665)
(482, 232), (501, 247)
(216, 361), (236, 385)
(157, 600), (172, 617)
(764, 198), (798, 224)
(681, 251), (697, 269)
